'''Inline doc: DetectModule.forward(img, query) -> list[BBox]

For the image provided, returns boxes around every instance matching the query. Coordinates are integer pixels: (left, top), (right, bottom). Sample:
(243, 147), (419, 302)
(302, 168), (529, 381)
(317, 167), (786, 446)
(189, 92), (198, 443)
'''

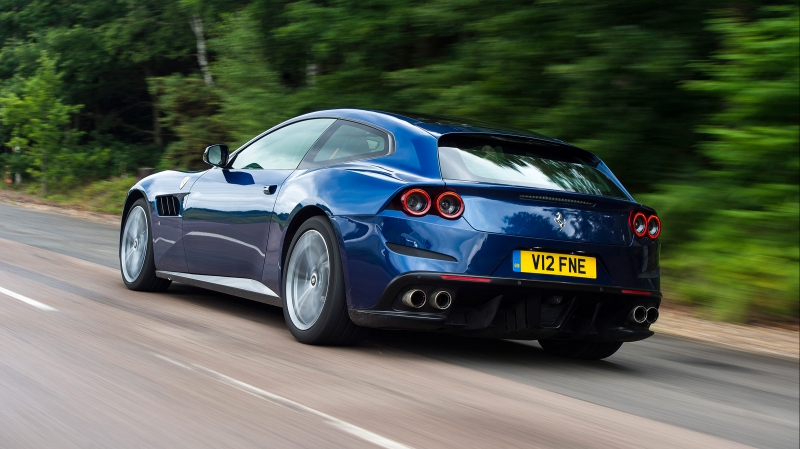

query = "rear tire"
(282, 216), (367, 346)
(538, 339), (623, 360)
(120, 198), (171, 292)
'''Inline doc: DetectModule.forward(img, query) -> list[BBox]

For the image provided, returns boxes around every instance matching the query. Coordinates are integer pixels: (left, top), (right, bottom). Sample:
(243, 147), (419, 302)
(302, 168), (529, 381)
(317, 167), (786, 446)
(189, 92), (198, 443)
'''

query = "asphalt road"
(0, 202), (797, 448)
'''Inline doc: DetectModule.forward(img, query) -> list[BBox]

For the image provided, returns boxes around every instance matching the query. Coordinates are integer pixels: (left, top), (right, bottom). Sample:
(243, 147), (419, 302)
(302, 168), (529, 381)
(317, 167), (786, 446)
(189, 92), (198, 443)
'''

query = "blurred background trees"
(0, 0), (796, 322)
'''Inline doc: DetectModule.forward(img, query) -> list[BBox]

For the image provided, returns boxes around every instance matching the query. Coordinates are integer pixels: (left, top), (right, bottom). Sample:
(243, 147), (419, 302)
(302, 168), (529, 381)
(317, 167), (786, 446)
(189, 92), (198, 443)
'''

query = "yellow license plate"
(513, 250), (597, 279)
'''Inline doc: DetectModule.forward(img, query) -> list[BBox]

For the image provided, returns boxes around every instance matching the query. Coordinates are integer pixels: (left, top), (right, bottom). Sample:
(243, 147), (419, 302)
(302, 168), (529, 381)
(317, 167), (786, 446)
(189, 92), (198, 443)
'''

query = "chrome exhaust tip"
(646, 307), (659, 324)
(431, 291), (452, 310)
(401, 289), (426, 309)
(629, 306), (647, 324)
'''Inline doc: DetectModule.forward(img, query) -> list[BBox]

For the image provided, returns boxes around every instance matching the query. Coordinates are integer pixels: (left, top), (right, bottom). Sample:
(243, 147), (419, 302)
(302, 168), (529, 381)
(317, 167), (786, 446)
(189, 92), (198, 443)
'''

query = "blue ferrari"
(120, 109), (661, 359)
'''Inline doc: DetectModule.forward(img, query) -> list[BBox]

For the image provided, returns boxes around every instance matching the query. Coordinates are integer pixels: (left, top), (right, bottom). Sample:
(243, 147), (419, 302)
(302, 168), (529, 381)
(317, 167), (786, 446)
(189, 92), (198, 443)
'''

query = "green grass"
(42, 176), (137, 215)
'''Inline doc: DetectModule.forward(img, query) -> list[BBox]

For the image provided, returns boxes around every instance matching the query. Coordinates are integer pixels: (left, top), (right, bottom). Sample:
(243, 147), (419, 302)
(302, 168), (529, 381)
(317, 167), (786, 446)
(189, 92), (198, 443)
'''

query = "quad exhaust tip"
(646, 307), (659, 324)
(431, 291), (452, 310)
(629, 306), (647, 324)
(401, 289), (426, 309)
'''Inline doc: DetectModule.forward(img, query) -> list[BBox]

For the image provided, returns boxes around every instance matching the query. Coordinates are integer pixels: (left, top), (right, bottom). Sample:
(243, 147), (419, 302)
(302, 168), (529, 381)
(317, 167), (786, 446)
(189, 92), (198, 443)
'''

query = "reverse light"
(401, 189), (431, 216)
(435, 192), (464, 219)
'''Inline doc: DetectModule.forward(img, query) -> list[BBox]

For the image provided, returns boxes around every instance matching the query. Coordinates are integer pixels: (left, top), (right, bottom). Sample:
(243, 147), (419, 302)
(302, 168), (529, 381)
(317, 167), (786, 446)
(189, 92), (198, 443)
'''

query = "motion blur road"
(0, 202), (797, 449)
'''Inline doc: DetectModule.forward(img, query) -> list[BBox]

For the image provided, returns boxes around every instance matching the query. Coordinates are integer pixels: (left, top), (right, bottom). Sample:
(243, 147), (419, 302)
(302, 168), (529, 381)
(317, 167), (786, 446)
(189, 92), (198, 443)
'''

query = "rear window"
(438, 134), (627, 199)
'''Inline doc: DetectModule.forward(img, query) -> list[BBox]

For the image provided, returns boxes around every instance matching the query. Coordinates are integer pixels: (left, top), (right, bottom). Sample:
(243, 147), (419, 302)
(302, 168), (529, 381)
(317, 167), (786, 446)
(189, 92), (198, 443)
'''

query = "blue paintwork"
(124, 108), (660, 314)
(182, 168), (293, 280)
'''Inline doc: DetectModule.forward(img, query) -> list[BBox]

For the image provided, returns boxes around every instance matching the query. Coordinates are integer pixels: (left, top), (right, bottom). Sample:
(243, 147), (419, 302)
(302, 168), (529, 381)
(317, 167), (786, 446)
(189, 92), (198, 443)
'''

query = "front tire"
(120, 198), (171, 292)
(282, 216), (366, 345)
(538, 339), (623, 360)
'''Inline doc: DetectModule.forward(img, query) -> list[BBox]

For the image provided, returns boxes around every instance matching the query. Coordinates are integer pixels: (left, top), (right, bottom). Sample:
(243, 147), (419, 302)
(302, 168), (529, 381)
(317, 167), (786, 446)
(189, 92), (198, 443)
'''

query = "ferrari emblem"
(554, 212), (565, 229)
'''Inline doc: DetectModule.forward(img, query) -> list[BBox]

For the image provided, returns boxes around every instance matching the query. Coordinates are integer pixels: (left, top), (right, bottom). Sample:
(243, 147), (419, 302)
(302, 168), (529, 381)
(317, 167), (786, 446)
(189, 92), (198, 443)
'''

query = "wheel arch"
(279, 204), (353, 304)
(121, 189), (148, 237)
(280, 205), (329, 271)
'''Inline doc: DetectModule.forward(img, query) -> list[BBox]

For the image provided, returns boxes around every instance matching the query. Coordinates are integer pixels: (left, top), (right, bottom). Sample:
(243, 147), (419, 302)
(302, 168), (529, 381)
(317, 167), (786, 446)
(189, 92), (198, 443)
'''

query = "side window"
(299, 120), (391, 168)
(230, 118), (336, 170)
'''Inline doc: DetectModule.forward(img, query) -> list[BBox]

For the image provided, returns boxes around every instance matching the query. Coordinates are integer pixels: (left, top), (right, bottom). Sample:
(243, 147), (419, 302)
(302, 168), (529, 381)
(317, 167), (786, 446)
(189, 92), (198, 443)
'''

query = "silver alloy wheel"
(286, 229), (330, 330)
(121, 205), (149, 283)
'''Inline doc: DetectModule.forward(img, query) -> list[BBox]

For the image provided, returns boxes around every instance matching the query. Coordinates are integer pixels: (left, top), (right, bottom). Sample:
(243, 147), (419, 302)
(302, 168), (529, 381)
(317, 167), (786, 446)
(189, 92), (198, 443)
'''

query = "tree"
(0, 51), (82, 194)
(649, 5), (799, 321)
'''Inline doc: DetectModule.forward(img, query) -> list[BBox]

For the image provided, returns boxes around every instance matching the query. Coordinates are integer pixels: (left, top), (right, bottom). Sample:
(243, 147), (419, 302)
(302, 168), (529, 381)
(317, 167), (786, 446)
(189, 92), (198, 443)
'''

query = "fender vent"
(520, 194), (594, 206)
(156, 195), (181, 216)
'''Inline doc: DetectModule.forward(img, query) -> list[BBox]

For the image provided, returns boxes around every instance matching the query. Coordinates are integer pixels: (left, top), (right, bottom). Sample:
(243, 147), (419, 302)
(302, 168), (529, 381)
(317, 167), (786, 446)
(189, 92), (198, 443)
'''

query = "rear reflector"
(440, 275), (492, 283)
(621, 289), (652, 296)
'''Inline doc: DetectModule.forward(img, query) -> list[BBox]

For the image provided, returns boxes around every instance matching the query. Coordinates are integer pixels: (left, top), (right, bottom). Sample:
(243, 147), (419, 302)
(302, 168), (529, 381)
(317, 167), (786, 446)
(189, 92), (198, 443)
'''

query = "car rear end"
(346, 131), (661, 343)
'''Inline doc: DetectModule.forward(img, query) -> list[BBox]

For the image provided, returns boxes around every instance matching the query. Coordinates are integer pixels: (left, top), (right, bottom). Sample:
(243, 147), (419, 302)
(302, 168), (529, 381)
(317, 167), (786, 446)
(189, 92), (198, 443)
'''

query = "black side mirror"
(203, 144), (229, 167)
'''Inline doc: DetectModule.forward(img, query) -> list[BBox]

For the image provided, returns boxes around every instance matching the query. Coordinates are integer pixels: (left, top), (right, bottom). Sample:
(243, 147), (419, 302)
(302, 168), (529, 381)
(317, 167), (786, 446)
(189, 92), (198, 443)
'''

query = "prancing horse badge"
(554, 212), (565, 229)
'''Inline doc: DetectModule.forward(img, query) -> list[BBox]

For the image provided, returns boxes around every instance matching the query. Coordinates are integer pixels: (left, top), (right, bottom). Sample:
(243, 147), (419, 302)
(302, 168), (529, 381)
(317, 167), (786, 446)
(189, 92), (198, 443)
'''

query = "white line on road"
(0, 285), (57, 311)
(154, 354), (412, 449)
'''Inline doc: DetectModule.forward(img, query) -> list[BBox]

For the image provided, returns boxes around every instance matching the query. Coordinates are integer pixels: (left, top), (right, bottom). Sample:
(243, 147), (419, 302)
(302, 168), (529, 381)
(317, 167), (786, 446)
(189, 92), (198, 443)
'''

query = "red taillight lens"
(630, 210), (661, 240)
(630, 212), (647, 238)
(647, 215), (661, 239)
(401, 189), (431, 216)
(435, 192), (464, 219)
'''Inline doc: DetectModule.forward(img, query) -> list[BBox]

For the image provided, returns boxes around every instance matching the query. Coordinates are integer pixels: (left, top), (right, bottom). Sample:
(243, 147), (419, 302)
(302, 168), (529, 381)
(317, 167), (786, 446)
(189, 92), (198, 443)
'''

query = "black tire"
(538, 339), (623, 360)
(282, 216), (367, 345)
(120, 198), (171, 292)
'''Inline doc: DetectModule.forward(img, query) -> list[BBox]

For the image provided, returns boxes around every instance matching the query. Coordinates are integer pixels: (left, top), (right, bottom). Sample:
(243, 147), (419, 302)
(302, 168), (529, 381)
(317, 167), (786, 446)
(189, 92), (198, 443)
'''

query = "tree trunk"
(189, 14), (213, 86)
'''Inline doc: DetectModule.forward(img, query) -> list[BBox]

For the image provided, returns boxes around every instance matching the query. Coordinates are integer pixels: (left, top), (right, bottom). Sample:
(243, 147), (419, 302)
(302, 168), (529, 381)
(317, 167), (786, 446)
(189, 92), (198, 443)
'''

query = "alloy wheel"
(121, 206), (149, 283)
(286, 230), (330, 330)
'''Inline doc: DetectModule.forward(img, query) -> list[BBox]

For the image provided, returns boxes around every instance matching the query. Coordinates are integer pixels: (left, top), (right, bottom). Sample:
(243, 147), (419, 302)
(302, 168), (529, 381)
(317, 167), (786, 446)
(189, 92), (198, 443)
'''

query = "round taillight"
(401, 189), (431, 216)
(647, 215), (661, 239)
(631, 212), (647, 238)
(435, 192), (464, 219)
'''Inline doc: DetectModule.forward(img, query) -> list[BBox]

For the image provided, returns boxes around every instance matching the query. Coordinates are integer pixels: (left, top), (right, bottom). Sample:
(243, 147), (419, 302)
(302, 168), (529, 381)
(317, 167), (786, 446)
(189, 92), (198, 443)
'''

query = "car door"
(181, 118), (336, 280)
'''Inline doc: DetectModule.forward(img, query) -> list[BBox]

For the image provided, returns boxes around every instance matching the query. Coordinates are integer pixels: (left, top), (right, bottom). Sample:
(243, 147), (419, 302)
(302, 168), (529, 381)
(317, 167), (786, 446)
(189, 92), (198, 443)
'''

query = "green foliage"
(210, 8), (297, 144)
(0, 52), (82, 194)
(151, 74), (229, 170)
(646, 6), (799, 321)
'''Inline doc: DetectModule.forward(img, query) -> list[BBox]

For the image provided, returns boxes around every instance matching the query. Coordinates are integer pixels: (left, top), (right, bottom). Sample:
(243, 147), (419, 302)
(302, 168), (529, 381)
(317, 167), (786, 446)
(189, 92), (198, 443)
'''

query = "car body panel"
(333, 212), (659, 310)
(127, 170), (203, 273)
(182, 168), (292, 280)
(447, 182), (637, 246)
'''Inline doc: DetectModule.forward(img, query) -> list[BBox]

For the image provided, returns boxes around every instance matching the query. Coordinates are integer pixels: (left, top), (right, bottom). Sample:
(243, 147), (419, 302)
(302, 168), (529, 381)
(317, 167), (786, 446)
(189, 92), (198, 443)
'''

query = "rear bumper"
(348, 272), (660, 342)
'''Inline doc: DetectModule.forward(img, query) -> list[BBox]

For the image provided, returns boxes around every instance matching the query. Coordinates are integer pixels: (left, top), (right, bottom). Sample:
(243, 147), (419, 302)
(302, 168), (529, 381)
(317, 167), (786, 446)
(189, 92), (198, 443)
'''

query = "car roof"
(304, 108), (566, 145)
(376, 110), (563, 143)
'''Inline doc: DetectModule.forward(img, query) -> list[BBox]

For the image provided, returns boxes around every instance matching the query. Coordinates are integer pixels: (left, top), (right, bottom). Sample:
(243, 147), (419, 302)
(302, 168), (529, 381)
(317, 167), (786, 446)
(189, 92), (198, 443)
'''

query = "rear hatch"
(438, 134), (636, 246)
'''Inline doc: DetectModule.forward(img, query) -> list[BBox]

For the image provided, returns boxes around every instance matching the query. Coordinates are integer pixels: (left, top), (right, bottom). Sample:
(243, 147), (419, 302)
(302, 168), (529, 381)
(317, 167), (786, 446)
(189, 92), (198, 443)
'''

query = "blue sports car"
(120, 109), (661, 359)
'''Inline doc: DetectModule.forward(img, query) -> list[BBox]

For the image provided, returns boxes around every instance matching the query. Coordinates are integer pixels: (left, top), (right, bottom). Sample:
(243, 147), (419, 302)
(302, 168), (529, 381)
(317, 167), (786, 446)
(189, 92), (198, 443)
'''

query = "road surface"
(0, 202), (797, 448)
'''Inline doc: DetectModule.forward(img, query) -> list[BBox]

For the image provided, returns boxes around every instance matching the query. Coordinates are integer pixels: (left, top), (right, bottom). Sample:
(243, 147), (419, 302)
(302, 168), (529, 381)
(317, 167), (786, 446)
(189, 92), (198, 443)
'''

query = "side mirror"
(203, 144), (229, 167)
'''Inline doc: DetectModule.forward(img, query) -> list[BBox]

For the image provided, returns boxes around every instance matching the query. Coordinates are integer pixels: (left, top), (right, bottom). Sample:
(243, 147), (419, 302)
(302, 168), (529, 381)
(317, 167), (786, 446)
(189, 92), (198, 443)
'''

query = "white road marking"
(0, 285), (57, 311)
(154, 353), (412, 449)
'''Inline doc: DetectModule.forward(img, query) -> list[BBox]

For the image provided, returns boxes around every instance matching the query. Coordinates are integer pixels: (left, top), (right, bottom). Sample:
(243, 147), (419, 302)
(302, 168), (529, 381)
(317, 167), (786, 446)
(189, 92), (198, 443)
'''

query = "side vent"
(520, 194), (594, 206)
(156, 195), (181, 216)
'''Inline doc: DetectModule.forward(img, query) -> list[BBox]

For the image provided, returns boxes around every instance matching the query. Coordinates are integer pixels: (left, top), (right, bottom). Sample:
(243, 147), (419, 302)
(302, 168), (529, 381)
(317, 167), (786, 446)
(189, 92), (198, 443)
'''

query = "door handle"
(263, 185), (278, 195)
